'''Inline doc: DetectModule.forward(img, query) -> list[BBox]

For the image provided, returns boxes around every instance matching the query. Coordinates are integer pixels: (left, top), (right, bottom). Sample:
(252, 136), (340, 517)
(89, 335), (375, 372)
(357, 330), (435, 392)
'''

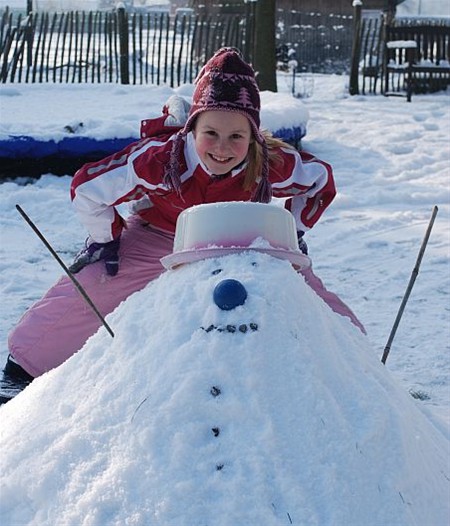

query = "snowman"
(0, 202), (448, 526)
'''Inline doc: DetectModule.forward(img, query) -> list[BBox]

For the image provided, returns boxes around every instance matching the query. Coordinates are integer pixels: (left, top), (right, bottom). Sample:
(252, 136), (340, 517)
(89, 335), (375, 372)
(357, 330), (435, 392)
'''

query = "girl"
(3, 48), (364, 400)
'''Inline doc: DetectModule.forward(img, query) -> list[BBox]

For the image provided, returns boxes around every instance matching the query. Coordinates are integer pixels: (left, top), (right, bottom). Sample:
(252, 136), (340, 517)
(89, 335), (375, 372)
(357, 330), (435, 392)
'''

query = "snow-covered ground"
(0, 73), (449, 525)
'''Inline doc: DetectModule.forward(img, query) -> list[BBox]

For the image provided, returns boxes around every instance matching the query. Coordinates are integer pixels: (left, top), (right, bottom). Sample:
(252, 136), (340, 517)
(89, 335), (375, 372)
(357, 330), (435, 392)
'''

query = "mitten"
(69, 238), (120, 276)
(297, 231), (308, 255)
(163, 95), (191, 126)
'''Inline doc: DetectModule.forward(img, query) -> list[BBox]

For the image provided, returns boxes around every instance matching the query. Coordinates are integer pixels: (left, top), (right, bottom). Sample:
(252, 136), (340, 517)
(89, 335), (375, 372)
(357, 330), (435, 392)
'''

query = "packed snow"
(0, 73), (449, 525)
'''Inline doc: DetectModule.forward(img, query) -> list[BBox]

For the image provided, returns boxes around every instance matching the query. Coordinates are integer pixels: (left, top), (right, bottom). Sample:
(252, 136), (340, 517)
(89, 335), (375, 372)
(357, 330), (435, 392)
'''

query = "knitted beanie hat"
(164, 47), (271, 203)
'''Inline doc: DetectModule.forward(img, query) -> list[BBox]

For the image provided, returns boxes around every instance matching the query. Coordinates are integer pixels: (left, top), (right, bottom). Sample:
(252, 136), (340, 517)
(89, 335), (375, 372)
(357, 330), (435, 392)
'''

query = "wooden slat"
(65, 12), (74, 83)
(31, 13), (45, 83)
(163, 13), (169, 84)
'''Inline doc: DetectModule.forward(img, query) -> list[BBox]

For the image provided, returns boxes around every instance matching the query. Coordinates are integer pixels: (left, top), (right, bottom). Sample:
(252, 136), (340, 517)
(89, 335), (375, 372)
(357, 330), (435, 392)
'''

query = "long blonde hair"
(243, 130), (295, 191)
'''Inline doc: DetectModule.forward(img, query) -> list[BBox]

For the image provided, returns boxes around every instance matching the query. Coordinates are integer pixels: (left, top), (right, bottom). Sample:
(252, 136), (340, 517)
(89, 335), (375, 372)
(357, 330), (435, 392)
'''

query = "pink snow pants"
(9, 215), (365, 377)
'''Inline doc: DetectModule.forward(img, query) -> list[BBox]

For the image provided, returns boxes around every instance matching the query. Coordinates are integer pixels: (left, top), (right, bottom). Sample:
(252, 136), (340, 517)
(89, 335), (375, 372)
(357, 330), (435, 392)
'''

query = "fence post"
(25, 0), (34, 68)
(349, 0), (362, 95)
(385, 0), (396, 26)
(117, 5), (129, 84)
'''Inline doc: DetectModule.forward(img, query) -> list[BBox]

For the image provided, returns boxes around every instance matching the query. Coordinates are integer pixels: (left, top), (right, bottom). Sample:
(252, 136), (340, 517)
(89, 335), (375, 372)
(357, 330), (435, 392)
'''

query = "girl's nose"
(213, 279), (247, 310)
(216, 137), (230, 152)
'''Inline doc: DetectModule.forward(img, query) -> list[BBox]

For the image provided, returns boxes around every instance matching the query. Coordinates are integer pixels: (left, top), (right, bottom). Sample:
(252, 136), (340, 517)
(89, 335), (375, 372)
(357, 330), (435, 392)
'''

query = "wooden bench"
(383, 24), (450, 102)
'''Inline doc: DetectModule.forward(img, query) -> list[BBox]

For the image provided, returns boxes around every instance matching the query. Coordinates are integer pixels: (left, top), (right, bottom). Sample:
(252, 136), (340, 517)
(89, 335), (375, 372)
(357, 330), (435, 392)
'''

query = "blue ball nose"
(213, 279), (247, 311)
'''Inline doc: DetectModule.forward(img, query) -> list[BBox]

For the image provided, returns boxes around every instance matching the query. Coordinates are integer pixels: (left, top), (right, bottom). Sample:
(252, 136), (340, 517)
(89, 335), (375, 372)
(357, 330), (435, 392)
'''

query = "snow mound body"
(0, 252), (448, 526)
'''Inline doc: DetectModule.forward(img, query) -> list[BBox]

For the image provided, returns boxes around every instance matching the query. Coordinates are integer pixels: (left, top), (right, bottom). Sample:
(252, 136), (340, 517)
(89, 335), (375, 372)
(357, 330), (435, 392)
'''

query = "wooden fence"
(0, 7), (254, 85)
(357, 14), (450, 95)
(0, 5), (360, 85)
(383, 23), (450, 101)
(358, 13), (384, 94)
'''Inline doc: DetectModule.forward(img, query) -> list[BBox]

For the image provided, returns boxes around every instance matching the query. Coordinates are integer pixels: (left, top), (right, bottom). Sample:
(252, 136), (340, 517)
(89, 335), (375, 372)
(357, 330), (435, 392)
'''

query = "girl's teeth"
(211, 155), (229, 162)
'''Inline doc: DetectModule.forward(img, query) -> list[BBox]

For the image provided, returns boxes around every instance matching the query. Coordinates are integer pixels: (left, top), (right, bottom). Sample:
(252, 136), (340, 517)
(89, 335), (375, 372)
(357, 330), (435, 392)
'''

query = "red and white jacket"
(71, 116), (336, 243)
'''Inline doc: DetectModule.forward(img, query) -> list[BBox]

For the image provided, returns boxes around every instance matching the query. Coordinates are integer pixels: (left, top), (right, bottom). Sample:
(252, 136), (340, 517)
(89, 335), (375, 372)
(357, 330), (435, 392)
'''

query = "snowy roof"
(397, 0), (450, 17)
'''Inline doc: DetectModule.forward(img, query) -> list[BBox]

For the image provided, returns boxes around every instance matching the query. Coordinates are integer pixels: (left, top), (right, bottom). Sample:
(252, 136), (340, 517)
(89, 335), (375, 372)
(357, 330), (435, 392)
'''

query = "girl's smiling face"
(193, 110), (252, 175)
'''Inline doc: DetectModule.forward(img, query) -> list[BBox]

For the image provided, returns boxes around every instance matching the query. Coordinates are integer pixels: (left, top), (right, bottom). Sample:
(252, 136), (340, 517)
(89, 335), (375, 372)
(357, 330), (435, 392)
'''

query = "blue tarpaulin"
(0, 136), (138, 160)
(0, 126), (306, 177)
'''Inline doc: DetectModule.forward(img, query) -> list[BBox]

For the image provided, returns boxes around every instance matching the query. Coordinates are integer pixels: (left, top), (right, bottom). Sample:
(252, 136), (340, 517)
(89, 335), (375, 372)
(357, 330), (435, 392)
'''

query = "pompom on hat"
(164, 47), (272, 203)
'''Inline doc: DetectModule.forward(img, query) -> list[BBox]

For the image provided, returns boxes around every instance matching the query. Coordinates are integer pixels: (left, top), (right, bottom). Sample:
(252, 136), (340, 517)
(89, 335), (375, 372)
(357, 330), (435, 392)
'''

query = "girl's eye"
(205, 130), (217, 137)
(231, 134), (243, 140)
